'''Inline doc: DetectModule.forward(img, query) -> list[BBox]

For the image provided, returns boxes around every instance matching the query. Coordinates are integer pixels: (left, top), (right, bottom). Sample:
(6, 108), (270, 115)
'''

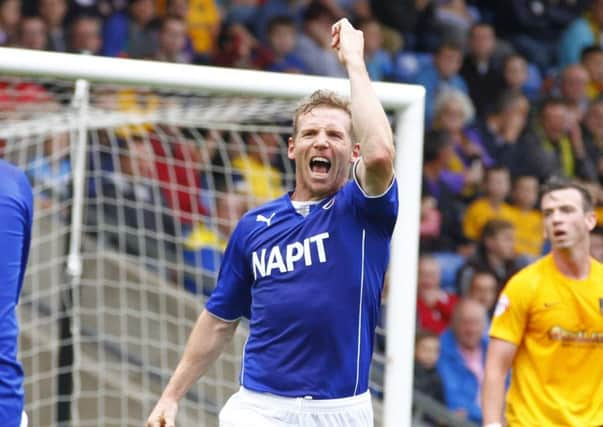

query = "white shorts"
(20, 412), (28, 427)
(219, 387), (374, 427)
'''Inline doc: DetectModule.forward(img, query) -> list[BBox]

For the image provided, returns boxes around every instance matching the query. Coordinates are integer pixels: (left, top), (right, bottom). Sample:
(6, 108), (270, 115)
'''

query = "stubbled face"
(415, 337), (440, 369)
(288, 107), (358, 201)
(541, 189), (596, 250)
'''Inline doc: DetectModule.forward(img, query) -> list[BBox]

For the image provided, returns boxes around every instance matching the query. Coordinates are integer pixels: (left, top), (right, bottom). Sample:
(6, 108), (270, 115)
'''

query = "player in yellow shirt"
(482, 177), (603, 427)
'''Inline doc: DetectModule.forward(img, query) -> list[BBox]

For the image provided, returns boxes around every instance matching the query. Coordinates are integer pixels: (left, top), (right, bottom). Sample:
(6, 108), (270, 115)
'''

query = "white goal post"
(0, 47), (424, 426)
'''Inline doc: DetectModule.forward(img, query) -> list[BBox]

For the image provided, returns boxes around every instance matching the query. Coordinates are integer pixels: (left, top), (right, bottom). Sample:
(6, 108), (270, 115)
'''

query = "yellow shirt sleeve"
(489, 272), (535, 345)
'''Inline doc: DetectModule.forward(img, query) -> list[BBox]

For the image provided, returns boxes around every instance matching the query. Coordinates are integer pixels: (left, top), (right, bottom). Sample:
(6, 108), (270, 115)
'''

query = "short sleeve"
(348, 160), (398, 229)
(489, 273), (533, 346)
(205, 222), (252, 321)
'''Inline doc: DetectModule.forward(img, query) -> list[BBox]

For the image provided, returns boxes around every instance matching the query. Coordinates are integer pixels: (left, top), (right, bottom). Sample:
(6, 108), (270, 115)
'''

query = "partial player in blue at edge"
(0, 159), (34, 427)
(147, 17), (397, 427)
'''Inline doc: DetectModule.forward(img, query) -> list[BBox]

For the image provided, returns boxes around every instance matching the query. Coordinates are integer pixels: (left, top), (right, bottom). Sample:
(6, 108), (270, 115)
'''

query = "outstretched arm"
(331, 18), (394, 196)
(146, 310), (239, 427)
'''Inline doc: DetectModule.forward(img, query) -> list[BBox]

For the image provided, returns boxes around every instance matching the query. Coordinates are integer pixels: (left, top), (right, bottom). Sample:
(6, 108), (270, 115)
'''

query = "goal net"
(0, 49), (424, 427)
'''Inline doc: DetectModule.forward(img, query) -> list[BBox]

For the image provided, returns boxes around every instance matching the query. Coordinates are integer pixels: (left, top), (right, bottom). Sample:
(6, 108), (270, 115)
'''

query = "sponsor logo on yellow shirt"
(548, 326), (603, 344)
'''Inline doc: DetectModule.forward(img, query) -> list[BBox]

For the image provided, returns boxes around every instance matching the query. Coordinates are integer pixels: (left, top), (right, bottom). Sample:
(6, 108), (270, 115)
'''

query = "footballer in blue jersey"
(0, 160), (33, 427)
(148, 18), (397, 427)
(206, 167), (397, 398)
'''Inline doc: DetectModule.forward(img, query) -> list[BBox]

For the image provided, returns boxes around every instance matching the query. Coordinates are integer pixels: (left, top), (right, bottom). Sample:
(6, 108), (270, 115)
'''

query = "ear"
(350, 142), (360, 163)
(586, 210), (597, 232)
(287, 136), (295, 160)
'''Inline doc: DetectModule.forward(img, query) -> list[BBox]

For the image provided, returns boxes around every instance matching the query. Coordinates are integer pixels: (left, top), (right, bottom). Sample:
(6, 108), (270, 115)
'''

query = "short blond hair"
(292, 89), (352, 138)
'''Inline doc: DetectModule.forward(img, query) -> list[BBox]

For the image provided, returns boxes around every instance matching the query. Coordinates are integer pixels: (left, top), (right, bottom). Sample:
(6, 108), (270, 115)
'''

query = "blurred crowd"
(8, 0), (603, 424)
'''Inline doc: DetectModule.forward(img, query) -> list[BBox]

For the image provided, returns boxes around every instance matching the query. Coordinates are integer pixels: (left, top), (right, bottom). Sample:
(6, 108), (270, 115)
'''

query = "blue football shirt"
(0, 160), (33, 424)
(206, 169), (398, 399)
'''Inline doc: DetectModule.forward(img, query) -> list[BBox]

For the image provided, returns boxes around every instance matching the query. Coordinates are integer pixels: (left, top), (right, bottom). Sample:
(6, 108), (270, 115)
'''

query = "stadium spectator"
(583, 98), (603, 182)
(558, 0), (603, 68)
(421, 130), (468, 252)
(357, 18), (393, 82)
(514, 97), (596, 182)
(68, 15), (102, 54)
(494, 0), (581, 72)
(294, 1), (346, 77)
(152, 16), (190, 63)
(88, 138), (178, 262)
(147, 130), (209, 226)
(476, 91), (529, 171)
(265, 15), (307, 74)
(508, 174), (544, 258)
(0, 159), (33, 427)
(0, 0), (21, 46)
(483, 177), (603, 426)
(18, 16), (47, 50)
(556, 63), (590, 123)
(413, 329), (445, 424)
(431, 88), (489, 198)
(369, 0), (438, 52)
(416, 254), (459, 335)
(437, 298), (488, 425)
(465, 270), (498, 320)
(38, 0), (68, 52)
(500, 53), (538, 101)
(422, 131), (470, 252)
(166, 0), (221, 61)
(456, 219), (527, 295)
(419, 194), (442, 252)
(25, 133), (71, 210)
(460, 23), (504, 118)
(415, 40), (468, 124)
(581, 45), (603, 99)
(251, 0), (306, 43)
(182, 189), (248, 294)
(101, 0), (159, 58)
(433, 0), (480, 46)
(231, 131), (285, 204)
(213, 21), (272, 70)
(463, 165), (514, 242)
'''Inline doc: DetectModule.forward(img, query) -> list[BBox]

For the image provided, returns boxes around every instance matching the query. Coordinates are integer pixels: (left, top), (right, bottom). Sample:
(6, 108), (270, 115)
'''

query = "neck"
(552, 246), (591, 279)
